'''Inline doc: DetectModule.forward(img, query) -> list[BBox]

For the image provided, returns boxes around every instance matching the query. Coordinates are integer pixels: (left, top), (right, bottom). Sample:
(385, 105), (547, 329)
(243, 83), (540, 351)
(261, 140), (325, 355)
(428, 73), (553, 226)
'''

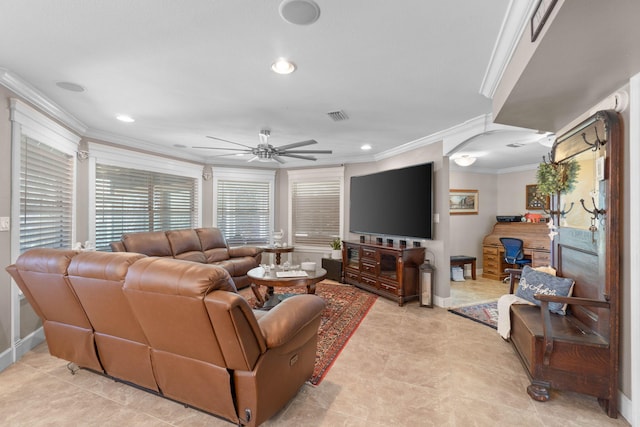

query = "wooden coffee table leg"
(251, 283), (265, 308)
(307, 282), (316, 294)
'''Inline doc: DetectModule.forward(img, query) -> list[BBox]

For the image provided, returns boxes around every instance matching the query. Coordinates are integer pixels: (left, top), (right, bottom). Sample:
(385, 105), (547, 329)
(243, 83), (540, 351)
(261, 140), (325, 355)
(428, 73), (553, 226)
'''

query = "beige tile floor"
(0, 279), (630, 426)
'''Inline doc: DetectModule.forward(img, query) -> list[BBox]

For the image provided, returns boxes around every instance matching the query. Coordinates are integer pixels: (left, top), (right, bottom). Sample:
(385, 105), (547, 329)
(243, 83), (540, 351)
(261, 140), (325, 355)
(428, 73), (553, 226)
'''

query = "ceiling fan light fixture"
(453, 155), (477, 167)
(271, 58), (296, 74)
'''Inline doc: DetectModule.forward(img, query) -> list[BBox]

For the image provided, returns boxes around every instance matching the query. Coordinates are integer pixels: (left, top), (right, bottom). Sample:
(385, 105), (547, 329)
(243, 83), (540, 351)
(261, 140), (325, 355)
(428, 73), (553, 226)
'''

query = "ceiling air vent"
(327, 110), (349, 122)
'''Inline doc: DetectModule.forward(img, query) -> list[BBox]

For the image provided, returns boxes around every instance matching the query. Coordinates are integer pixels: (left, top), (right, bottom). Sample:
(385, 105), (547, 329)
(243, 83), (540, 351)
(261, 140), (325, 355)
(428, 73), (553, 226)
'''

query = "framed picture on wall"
(531, 0), (558, 42)
(526, 184), (550, 210)
(449, 189), (478, 215)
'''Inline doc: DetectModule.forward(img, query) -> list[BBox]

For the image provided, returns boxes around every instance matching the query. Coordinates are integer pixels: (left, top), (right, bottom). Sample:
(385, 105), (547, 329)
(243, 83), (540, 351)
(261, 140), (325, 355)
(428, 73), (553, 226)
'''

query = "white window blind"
(95, 164), (197, 251)
(292, 180), (341, 247)
(216, 179), (271, 246)
(20, 135), (74, 251)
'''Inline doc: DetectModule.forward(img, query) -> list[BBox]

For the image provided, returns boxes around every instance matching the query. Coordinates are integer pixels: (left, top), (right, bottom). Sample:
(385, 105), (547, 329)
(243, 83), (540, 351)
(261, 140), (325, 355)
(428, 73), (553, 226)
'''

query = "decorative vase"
(331, 249), (342, 260)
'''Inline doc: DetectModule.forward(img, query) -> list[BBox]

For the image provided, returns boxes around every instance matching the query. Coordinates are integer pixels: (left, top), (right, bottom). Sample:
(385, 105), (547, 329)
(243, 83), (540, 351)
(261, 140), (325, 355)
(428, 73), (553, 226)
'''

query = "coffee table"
(248, 266), (327, 309)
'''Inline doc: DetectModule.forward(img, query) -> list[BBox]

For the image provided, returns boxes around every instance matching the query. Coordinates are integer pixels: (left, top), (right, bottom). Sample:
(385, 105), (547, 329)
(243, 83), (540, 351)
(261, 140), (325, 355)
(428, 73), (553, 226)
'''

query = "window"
(94, 164), (198, 250)
(213, 168), (275, 246)
(88, 143), (202, 251)
(11, 99), (79, 254)
(19, 136), (74, 251)
(288, 167), (344, 249)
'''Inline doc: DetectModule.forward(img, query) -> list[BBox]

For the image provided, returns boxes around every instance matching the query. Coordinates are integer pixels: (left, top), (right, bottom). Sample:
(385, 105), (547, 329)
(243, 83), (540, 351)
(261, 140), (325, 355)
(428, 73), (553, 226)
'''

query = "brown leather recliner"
(6, 248), (103, 372)
(110, 227), (263, 289)
(6, 249), (325, 426)
(66, 251), (158, 391)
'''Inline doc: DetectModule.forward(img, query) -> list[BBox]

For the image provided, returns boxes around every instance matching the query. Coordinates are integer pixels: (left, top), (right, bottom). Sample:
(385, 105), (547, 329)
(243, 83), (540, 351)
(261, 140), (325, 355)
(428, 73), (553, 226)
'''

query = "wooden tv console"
(342, 241), (425, 306)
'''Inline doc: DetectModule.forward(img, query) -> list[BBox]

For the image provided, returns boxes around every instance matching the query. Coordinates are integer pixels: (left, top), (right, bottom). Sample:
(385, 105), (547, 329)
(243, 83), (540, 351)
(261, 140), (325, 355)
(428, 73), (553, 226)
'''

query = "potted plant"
(330, 238), (342, 259)
(536, 157), (580, 196)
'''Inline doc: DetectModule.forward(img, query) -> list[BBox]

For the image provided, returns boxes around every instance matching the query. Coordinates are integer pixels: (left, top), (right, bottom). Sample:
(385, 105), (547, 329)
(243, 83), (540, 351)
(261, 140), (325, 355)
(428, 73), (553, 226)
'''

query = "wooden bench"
(450, 255), (476, 280)
(505, 268), (615, 416)
(502, 111), (621, 418)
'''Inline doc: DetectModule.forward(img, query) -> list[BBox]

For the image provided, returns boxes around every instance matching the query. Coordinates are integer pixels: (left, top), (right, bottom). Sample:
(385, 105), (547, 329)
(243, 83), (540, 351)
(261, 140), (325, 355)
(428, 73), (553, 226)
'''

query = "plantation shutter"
(20, 135), (74, 251)
(95, 164), (197, 250)
(216, 180), (271, 246)
(292, 180), (340, 246)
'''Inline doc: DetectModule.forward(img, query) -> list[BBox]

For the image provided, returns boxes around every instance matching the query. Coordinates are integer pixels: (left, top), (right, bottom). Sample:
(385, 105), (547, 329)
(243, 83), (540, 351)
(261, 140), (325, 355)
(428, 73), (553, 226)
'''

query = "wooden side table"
(321, 258), (342, 282)
(450, 255), (477, 280)
(261, 246), (294, 265)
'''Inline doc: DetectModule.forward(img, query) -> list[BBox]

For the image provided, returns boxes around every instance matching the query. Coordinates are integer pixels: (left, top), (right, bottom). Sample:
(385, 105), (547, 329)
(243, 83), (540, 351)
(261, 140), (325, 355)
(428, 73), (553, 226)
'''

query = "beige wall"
(449, 172), (497, 270)
(496, 169), (537, 216)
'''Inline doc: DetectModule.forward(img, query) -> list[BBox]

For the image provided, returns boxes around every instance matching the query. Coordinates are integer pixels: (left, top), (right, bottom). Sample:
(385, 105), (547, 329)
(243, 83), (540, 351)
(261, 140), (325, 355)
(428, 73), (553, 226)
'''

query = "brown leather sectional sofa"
(6, 248), (325, 426)
(110, 227), (263, 289)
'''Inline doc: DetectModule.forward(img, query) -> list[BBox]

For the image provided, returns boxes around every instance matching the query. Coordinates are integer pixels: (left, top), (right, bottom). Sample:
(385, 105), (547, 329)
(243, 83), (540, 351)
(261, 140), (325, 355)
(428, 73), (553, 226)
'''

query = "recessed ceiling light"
(271, 58), (296, 74)
(116, 115), (135, 123)
(55, 81), (85, 92)
(279, 0), (321, 25)
(361, 144), (372, 151)
(116, 114), (135, 123)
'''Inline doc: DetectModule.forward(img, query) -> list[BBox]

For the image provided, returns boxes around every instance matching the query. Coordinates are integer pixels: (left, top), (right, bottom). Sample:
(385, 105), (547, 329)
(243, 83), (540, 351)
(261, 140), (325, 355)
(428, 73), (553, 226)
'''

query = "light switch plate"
(0, 217), (9, 231)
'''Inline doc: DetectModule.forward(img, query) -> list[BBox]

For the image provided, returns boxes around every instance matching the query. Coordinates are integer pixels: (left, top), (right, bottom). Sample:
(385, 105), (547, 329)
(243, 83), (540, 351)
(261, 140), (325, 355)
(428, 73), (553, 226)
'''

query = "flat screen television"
(349, 162), (433, 240)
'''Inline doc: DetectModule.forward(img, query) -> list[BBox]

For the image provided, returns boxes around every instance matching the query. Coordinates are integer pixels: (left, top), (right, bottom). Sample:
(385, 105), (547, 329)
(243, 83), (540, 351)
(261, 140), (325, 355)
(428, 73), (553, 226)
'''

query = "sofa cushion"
(196, 228), (231, 263)
(122, 231), (173, 257)
(515, 265), (575, 315)
(166, 229), (207, 263)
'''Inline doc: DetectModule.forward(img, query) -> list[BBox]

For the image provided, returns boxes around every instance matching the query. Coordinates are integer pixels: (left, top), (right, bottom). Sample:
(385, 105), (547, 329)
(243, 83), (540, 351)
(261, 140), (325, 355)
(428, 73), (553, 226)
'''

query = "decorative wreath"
(536, 158), (580, 196)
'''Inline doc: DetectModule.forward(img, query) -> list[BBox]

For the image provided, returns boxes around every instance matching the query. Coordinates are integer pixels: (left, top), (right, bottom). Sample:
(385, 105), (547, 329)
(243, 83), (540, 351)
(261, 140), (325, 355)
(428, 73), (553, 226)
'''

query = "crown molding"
(479, 0), (537, 99)
(375, 115), (491, 162)
(0, 68), (87, 134)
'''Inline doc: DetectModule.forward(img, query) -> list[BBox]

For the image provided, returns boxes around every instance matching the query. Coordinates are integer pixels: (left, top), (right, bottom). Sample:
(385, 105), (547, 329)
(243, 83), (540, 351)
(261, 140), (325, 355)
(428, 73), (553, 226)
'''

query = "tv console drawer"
(360, 274), (377, 288)
(345, 269), (359, 282)
(378, 280), (399, 295)
(362, 247), (377, 259)
(361, 261), (377, 275)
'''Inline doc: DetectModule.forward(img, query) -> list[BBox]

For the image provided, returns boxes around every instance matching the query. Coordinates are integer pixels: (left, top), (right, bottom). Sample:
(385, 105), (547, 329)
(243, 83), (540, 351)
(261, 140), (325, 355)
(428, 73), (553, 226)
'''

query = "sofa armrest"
(228, 245), (264, 258)
(258, 294), (325, 349)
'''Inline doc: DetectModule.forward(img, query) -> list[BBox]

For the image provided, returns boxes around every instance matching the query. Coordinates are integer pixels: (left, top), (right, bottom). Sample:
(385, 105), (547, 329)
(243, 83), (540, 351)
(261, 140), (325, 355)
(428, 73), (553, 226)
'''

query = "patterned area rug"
(240, 281), (377, 385)
(448, 300), (498, 330)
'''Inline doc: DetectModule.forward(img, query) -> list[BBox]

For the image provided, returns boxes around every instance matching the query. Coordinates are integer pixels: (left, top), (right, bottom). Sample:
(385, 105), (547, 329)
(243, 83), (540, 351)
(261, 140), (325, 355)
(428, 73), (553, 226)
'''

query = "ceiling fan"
(194, 129), (332, 163)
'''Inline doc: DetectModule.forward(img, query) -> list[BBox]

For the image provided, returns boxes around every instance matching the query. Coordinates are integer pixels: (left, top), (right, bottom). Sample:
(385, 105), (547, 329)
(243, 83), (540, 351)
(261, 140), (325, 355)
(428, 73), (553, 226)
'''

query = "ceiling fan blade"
(280, 153), (317, 161)
(247, 156), (259, 162)
(272, 155), (286, 164)
(274, 139), (317, 151)
(205, 152), (250, 158)
(193, 146), (250, 152)
(280, 149), (332, 154)
(206, 135), (255, 149)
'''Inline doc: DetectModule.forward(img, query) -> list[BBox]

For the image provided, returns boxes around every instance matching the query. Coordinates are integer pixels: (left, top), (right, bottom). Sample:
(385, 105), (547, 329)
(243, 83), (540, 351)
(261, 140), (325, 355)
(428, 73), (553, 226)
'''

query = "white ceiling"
(0, 0), (550, 171)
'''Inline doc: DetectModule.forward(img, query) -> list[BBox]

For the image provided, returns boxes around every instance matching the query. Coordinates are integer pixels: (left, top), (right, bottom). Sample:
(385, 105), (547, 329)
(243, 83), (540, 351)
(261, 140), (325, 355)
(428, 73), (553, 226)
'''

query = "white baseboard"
(0, 326), (45, 373)
(434, 295), (452, 308)
(618, 390), (632, 424)
(15, 327), (45, 360)
(0, 347), (13, 373)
